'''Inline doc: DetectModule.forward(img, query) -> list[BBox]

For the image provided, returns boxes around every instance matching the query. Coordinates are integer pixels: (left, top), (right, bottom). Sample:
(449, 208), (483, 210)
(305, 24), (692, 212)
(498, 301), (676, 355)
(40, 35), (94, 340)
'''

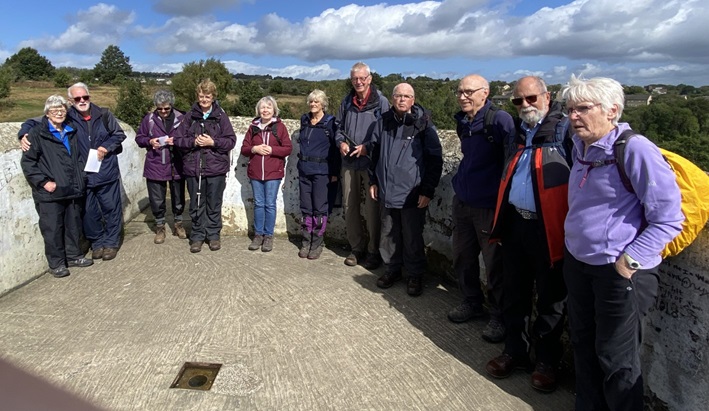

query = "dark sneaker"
(362, 253), (382, 270)
(67, 258), (93, 268)
(447, 303), (485, 323)
(209, 239), (221, 251)
(190, 241), (203, 253)
(376, 271), (402, 289)
(102, 248), (118, 261)
(261, 236), (274, 252)
(248, 235), (264, 251)
(482, 319), (506, 343)
(407, 276), (424, 296)
(344, 251), (364, 267)
(48, 266), (70, 278)
(91, 247), (104, 260)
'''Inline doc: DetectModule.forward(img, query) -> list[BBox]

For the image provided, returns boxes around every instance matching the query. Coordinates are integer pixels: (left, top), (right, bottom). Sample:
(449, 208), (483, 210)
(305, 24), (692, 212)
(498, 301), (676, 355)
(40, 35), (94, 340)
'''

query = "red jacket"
(240, 117), (292, 181)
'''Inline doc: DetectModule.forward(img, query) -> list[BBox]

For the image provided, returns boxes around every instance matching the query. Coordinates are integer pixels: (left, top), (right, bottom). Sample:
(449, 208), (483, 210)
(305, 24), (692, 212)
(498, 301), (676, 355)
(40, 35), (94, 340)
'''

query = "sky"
(1, 0), (708, 86)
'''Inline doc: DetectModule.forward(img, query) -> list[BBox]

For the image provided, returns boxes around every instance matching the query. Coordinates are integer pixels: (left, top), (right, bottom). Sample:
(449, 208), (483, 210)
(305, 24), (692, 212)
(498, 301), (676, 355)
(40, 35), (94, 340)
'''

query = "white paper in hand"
(84, 149), (102, 172)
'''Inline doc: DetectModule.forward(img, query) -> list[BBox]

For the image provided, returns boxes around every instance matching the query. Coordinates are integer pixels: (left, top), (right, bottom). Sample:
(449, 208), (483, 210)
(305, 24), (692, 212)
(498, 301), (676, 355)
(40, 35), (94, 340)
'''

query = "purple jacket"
(564, 123), (683, 268)
(173, 102), (236, 177)
(135, 109), (184, 181)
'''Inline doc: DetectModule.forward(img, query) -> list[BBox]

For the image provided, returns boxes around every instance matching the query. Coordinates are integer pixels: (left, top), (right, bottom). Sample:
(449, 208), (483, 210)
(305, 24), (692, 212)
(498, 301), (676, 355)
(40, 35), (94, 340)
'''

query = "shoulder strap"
(148, 115), (155, 136)
(271, 124), (282, 146)
(482, 105), (500, 143)
(613, 129), (638, 193)
(101, 108), (113, 133)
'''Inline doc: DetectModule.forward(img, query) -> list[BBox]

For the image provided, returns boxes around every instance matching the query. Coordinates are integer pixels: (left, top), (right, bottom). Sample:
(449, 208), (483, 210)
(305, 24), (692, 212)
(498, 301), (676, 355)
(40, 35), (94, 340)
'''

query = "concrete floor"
(0, 213), (575, 410)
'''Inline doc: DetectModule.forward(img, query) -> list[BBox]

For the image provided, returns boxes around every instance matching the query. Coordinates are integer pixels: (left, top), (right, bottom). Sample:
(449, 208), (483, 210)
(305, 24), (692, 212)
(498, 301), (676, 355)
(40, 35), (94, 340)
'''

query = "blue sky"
(1, 0), (708, 86)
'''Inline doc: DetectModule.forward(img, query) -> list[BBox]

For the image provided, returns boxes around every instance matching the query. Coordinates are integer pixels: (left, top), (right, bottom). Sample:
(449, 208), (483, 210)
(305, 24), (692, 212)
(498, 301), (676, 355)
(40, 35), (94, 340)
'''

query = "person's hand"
(43, 181), (56, 193)
(251, 144), (271, 156)
(330, 176), (338, 183)
(20, 135), (31, 152)
(369, 184), (378, 201)
(614, 258), (636, 279)
(418, 195), (431, 208)
(150, 138), (160, 149)
(339, 141), (350, 156)
(165, 137), (174, 146)
(349, 144), (367, 157)
(97, 146), (108, 161)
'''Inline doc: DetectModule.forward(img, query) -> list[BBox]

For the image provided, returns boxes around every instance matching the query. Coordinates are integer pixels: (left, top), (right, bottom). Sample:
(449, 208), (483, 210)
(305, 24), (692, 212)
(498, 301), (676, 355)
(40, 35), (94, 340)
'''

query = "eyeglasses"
(156, 107), (171, 112)
(455, 87), (486, 98)
(392, 94), (414, 100)
(567, 103), (599, 116)
(511, 93), (546, 106)
(72, 95), (90, 102)
(351, 74), (370, 83)
(48, 109), (67, 115)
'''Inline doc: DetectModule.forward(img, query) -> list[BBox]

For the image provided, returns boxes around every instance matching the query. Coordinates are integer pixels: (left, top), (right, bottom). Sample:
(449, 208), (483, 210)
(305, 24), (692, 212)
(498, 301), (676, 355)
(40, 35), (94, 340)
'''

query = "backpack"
(99, 108), (123, 155)
(614, 129), (709, 258)
(250, 123), (282, 146)
(482, 105), (500, 143)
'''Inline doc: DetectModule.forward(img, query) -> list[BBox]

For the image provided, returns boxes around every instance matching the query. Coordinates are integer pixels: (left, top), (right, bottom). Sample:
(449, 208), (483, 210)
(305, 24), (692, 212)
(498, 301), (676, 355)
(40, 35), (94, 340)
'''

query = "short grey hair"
(307, 89), (329, 112)
(350, 62), (371, 77)
(67, 82), (90, 98)
(44, 94), (69, 114)
(562, 74), (625, 125)
(255, 96), (280, 118)
(153, 90), (175, 106)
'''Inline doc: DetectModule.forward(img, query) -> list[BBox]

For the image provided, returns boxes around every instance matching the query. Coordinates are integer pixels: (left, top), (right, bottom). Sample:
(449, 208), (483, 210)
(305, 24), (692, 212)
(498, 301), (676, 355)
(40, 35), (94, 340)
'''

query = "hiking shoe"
(307, 246), (323, 260)
(298, 245), (310, 258)
(190, 241), (203, 253)
(67, 258), (93, 268)
(48, 266), (70, 278)
(154, 224), (166, 244)
(248, 235), (264, 251)
(377, 271), (402, 289)
(482, 319), (506, 343)
(261, 236), (274, 252)
(102, 248), (118, 261)
(362, 253), (382, 270)
(91, 247), (104, 260)
(173, 221), (187, 239)
(344, 251), (365, 267)
(209, 239), (221, 251)
(447, 303), (485, 323)
(407, 277), (424, 296)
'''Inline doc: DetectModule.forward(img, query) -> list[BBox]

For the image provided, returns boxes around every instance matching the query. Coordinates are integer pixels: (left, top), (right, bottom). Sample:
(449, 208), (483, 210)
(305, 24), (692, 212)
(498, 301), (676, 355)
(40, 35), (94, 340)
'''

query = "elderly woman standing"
(135, 90), (186, 244)
(21, 95), (92, 278)
(296, 90), (339, 259)
(173, 79), (236, 253)
(240, 96), (292, 252)
(562, 75), (683, 411)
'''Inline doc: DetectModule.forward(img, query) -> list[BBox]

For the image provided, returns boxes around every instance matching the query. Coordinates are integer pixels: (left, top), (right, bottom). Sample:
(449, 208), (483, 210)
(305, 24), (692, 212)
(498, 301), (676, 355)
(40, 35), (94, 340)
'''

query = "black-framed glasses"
(567, 103), (599, 116)
(454, 87), (485, 98)
(73, 95), (90, 102)
(156, 107), (172, 112)
(511, 93), (545, 106)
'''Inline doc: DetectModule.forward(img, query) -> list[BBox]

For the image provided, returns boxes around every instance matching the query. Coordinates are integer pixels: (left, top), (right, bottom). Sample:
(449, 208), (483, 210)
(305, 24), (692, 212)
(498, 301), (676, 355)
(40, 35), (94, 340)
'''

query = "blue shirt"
(508, 121), (539, 212)
(49, 123), (74, 155)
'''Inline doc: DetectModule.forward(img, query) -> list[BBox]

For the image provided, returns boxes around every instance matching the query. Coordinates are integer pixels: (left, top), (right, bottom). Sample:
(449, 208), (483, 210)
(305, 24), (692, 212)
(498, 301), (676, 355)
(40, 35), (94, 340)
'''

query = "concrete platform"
(0, 214), (575, 410)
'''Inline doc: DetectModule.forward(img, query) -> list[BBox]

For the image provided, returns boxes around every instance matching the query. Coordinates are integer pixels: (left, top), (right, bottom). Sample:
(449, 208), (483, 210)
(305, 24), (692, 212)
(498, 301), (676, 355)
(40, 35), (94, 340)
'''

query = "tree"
(53, 68), (73, 88)
(233, 80), (263, 117)
(4, 47), (55, 81)
(114, 79), (152, 130)
(171, 58), (233, 110)
(93, 45), (133, 84)
(0, 65), (12, 99)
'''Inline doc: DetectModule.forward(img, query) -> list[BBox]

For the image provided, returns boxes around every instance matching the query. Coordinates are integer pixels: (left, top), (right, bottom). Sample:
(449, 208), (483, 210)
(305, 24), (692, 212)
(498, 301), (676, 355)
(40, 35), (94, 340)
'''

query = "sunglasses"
(156, 107), (171, 112)
(511, 93), (545, 106)
(73, 95), (90, 103)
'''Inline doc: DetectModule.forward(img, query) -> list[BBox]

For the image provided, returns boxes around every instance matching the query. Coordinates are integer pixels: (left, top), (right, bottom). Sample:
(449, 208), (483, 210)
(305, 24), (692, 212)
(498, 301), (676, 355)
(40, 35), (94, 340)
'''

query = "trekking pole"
(196, 122), (205, 207)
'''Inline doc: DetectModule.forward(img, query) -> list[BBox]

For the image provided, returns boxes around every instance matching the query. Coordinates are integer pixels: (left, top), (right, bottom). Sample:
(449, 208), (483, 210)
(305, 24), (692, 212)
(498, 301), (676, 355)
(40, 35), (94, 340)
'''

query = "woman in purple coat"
(135, 90), (186, 244)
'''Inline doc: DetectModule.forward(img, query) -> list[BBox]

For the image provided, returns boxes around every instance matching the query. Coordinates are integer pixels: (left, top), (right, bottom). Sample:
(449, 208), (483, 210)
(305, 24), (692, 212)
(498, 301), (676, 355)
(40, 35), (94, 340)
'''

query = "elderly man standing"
(486, 76), (572, 392)
(68, 82), (126, 262)
(447, 74), (515, 343)
(368, 83), (443, 297)
(335, 62), (390, 269)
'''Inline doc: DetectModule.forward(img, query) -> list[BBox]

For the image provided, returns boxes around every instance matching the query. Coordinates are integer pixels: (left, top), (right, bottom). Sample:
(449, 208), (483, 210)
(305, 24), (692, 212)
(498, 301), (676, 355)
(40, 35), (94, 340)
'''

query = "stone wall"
(1, 117), (707, 410)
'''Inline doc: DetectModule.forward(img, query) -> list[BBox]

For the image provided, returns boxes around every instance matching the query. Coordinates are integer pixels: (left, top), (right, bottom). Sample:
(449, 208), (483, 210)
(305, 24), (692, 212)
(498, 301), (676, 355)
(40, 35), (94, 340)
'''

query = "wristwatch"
(624, 253), (642, 270)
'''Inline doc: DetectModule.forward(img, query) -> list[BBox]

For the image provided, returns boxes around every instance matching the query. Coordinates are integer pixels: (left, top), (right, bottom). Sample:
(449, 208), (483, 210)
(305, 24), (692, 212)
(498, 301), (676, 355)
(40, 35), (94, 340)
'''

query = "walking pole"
(196, 122), (205, 207)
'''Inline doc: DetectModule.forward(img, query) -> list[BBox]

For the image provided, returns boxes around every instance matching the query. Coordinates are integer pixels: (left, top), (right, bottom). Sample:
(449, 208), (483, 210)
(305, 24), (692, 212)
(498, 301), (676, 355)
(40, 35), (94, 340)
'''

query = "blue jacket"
(297, 113), (340, 177)
(369, 104), (443, 209)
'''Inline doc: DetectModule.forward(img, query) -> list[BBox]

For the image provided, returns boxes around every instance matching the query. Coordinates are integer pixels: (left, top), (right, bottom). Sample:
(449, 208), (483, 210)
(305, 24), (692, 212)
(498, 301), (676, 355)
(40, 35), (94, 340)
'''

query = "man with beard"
(485, 76), (572, 393)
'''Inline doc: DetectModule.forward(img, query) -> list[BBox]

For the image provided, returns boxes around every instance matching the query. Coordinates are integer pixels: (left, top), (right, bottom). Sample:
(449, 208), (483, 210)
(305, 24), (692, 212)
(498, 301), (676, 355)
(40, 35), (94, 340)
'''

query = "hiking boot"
(91, 247), (104, 260)
(377, 271), (402, 289)
(298, 245), (310, 258)
(307, 245), (323, 260)
(261, 235), (274, 252)
(173, 221), (187, 239)
(102, 248), (118, 261)
(248, 235), (264, 251)
(209, 239), (221, 251)
(362, 253), (382, 270)
(190, 240), (203, 253)
(482, 319), (506, 343)
(344, 251), (365, 267)
(407, 276), (424, 297)
(67, 258), (93, 268)
(154, 224), (166, 244)
(447, 302), (485, 323)
(48, 266), (70, 278)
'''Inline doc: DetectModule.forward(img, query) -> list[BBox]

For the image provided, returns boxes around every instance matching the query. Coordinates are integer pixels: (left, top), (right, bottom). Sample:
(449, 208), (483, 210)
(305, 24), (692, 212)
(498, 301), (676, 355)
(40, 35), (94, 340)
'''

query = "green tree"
(115, 79), (152, 130)
(53, 68), (73, 88)
(233, 80), (263, 117)
(4, 47), (55, 81)
(269, 80), (284, 94)
(0, 65), (12, 99)
(93, 45), (133, 84)
(171, 58), (233, 110)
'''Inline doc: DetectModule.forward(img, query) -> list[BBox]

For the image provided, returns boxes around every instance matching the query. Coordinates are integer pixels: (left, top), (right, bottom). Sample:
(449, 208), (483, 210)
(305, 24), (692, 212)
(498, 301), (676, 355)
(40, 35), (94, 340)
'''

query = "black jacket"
(21, 117), (86, 203)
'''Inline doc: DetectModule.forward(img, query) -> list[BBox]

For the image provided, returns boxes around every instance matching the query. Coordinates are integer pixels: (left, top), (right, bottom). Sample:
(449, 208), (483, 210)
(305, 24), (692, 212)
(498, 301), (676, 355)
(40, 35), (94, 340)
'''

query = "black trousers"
(451, 195), (503, 319)
(501, 206), (567, 365)
(379, 205), (427, 277)
(38, 199), (83, 269)
(298, 173), (329, 217)
(564, 249), (657, 411)
(186, 175), (226, 242)
(146, 178), (185, 224)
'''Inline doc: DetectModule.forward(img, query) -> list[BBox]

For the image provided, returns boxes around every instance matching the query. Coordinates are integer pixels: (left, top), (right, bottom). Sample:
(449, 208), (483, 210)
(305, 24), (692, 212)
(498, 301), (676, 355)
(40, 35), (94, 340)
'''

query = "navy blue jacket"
(297, 113), (340, 177)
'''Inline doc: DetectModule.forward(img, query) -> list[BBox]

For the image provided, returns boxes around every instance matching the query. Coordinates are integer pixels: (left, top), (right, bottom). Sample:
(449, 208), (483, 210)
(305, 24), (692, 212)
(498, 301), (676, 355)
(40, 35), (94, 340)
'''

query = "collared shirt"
(48, 122), (74, 155)
(508, 120), (540, 212)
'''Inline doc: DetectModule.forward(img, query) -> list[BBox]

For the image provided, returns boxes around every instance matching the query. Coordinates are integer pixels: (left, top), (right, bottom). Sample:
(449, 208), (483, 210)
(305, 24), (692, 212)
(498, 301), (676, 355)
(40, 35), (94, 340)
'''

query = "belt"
(514, 206), (538, 220)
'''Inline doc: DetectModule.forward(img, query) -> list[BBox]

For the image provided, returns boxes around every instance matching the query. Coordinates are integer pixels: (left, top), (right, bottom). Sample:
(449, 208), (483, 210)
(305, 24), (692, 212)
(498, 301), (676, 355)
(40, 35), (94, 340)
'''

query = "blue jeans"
(251, 179), (281, 236)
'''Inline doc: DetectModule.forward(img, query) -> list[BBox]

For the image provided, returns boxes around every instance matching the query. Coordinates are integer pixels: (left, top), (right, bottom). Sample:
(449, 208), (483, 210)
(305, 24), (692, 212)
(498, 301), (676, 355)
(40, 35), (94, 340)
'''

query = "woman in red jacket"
(240, 96), (292, 252)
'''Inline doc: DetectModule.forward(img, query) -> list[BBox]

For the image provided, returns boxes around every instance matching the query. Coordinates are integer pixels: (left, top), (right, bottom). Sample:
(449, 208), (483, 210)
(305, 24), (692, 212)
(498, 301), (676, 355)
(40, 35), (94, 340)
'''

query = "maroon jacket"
(240, 117), (292, 181)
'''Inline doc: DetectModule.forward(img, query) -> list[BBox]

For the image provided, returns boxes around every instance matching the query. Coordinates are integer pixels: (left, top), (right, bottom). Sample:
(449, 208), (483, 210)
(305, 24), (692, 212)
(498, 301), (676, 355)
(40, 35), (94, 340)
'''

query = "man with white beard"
(484, 76), (572, 393)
